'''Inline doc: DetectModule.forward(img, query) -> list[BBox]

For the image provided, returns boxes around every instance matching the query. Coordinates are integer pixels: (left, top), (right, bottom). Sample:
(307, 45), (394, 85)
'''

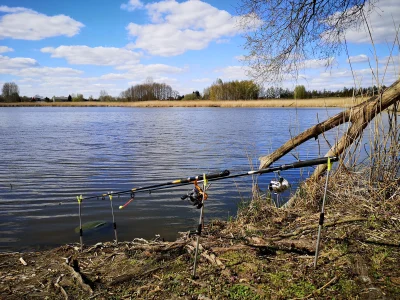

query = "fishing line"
(192, 173), (207, 279)
(108, 192), (118, 243)
(119, 193), (135, 210)
(77, 195), (83, 251)
(314, 157), (332, 268)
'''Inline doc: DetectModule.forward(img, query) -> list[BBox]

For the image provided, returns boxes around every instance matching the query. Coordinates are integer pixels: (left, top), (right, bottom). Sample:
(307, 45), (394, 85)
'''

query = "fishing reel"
(181, 182), (207, 209)
(269, 172), (290, 194)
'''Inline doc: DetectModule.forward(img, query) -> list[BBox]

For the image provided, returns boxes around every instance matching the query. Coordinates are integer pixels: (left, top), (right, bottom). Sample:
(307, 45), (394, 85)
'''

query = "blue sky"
(0, 0), (399, 98)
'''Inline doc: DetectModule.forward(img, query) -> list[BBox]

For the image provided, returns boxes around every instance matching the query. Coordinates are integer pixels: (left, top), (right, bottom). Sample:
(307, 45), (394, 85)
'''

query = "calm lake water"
(0, 107), (344, 251)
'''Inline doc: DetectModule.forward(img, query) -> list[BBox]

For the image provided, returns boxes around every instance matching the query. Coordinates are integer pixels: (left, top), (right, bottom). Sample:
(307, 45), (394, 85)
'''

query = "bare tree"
(121, 81), (177, 101)
(99, 90), (109, 101)
(2, 82), (20, 101)
(238, 0), (376, 82)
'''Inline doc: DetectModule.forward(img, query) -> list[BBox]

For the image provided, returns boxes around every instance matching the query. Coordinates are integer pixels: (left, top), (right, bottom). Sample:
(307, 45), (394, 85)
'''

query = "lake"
(0, 107), (343, 251)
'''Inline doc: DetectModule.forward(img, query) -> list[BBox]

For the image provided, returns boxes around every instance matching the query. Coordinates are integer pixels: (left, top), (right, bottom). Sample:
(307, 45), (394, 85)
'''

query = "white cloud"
(121, 0), (143, 11)
(235, 55), (245, 61)
(214, 65), (250, 80)
(18, 78), (41, 83)
(16, 67), (83, 77)
(318, 66), (397, 82)
(342, 0), (400, 44)
(301, 57), (336, 69)
(0, 54), (38, 71)
(216, 39), (230, 44)
(152, 76), (178, 85)
(378, 55), (400, 68)
(16, 76), (111, 98)
(301, 64), (398, 91)
(126, 0), (241, 56)
(0, 7), (84, 40)
(0, 57), (102, 97)
(319, 69), (354, 79)
(101, 63), (184, 80)
(115, 63), (183, 72)
(0, 54), (83, 77)
(192, 78), (211, 83)
(127, 80), (141, 86)
(347, 54), (369, 63)
(41, 46), (141, 66)
(100, 73), (127, 80)
(0, 46), (13, 53)
(0, 6), (32, 13)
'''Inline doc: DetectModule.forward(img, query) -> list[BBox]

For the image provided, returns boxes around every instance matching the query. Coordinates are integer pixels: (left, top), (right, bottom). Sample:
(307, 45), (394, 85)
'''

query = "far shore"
(0, 97), (364, 108)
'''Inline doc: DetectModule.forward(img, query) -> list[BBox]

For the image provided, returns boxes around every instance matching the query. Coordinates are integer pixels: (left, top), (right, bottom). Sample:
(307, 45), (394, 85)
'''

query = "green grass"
(228, 284), (261, 300)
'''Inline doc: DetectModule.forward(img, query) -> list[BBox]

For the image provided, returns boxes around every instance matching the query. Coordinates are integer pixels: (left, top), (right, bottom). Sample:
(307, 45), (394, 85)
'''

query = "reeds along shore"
(0, 97), (363, 108)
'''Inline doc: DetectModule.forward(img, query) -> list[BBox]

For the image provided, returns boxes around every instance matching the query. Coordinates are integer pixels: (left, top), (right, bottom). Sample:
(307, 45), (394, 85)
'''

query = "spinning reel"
(181, 181), (208, 209)
(269, 171), (290, 194)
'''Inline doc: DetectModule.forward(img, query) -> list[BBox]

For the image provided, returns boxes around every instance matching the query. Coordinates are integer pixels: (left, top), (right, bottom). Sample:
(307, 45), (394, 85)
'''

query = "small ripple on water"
(20, 214), (78, 219)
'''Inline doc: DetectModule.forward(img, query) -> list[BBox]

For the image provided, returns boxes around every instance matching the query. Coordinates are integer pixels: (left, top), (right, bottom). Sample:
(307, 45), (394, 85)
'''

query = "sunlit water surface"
(0, 107), (347, 251)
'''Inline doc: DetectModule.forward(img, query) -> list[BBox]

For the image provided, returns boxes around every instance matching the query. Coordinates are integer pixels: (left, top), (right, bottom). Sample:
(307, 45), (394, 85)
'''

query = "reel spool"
(269, 172), (290, 194)
(181, 181), (207, 209)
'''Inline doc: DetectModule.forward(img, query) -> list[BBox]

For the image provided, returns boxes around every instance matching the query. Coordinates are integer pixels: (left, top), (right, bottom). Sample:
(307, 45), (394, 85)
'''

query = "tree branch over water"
(259, 79), (400, 177)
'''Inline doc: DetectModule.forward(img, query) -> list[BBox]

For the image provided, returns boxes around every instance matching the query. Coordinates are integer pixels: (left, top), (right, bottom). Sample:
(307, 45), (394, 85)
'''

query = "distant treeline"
(0, 80), (388, 102)
(120, 80), (180, 101)
(203, 79), (260, 100)
(287, 85), (387, 99)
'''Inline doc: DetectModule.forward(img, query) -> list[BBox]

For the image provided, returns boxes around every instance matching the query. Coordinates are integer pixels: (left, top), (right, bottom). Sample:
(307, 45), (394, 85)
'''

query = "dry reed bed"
(0, 98), (359, 108)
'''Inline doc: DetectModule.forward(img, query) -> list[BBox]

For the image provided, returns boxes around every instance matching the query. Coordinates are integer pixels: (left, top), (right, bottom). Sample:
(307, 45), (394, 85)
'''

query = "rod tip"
(119, 206), (123, 209)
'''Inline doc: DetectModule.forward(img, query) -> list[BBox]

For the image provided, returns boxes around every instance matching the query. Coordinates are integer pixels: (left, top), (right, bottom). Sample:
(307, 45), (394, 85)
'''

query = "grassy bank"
(0, 97), (360, 108)
(1, 168), (399, 299)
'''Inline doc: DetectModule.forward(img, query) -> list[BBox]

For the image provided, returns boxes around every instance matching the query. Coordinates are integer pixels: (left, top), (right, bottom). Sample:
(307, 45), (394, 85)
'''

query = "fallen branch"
(246, 240), (314, 255)
(290, 276), (338, 300)
(201, 251), (225, 269)
(54, 275), (68, 300)
(333, 237), (400, 248)
(64, 261), (93, 295)
(275, 217), (368, 238)
(211, 245), (249, 253)
(126, 242), (186, 253)
(186, 278), (207, 287)
(109, 266), (162, 286)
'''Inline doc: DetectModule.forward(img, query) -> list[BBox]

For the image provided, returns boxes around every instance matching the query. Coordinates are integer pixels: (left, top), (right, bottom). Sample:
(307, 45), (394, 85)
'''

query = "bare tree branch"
(237, 0), (378, 82)
(259, 79), (400, 177)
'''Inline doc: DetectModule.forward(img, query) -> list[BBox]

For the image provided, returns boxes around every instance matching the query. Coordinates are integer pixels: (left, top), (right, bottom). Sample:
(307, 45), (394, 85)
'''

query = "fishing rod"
(76, 156), (338, 203)
(314, 157), (333, 268)
(198, 156), (339, 183)
(120, 156), (339, 210)
(78, 170), (231, 202)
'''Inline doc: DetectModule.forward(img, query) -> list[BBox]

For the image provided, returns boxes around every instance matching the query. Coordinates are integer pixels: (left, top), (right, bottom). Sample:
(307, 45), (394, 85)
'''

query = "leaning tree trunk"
(259, 79), (400, 178)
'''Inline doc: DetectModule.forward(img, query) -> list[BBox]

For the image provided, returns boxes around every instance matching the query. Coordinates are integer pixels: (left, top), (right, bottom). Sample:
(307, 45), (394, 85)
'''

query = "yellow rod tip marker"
(119, 206), (123, 209)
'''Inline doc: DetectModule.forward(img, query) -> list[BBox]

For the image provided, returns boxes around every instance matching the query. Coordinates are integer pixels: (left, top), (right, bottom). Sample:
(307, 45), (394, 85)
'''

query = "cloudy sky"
(0, 0), (399, 98)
